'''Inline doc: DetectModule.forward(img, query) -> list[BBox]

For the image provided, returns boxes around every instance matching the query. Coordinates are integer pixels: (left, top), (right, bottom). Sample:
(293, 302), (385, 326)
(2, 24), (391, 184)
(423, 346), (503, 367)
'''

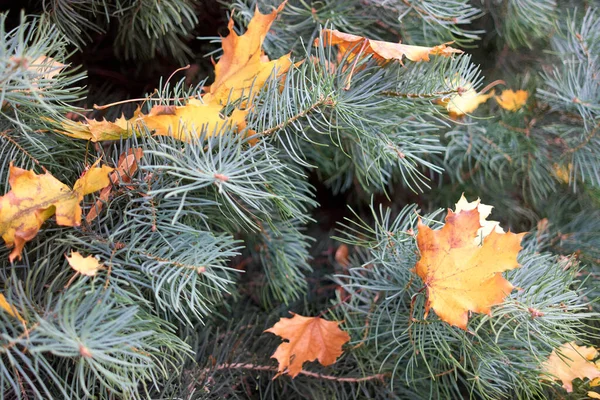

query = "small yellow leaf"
(553, 163), (572, 184)
(495, 89), (528, 111)
(542, 342), (600, 392)
(588, 391), (600, 399)
(443, 87), (493, 117)
(66, 251), (102, 276)
(0, 293), (25, 323)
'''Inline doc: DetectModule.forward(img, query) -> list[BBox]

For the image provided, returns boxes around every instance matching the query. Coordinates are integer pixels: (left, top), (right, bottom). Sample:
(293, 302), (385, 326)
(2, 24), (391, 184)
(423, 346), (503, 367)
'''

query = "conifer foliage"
(0, 1), (599, 399)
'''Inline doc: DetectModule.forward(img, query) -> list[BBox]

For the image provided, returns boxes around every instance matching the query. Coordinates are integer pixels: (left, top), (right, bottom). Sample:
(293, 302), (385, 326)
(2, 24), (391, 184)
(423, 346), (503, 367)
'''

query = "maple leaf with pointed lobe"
(542, 342), (600, 392)
(0, 163), (113, 261)
(265, 312), (350, 378)
(203, 1), (292, 105)
(414, 199), (526, 330)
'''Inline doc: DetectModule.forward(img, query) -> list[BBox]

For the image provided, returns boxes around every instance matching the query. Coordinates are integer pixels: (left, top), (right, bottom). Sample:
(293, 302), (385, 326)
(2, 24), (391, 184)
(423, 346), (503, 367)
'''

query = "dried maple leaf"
(265, 312), (350, 378)
(495, 89), (528, 111)
(66, 251), (103, 276)
(414, 205), (526, 330)
(542, 342), (600, 392)
(0, 293), (25, 323)
(0, 163), (113, 261)
(87, 148), (143, 222)
(204, 2), (292, 105)
(314, 29), (462, 64)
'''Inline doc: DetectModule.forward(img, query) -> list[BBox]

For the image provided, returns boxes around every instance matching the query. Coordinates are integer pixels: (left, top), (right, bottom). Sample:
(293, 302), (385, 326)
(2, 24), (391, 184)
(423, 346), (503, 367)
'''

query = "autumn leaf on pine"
(66, 251), (102, 276)
(542, 342), (600, 392)
(0, 163), (113, 261)
(0, 293), (25, 323)
(414, 203), (526, 330)
(57, 109), (141, 142)
(441, 85), (493, 117)
(87, 148), (143, 222)
(203, 1), (292, 105)
(265, 312), (350, 378)
(54, 2), (288, 142)
(314, 29), (462, 64)
(138, 99), (250, 141)
(495, 89), (528, 111)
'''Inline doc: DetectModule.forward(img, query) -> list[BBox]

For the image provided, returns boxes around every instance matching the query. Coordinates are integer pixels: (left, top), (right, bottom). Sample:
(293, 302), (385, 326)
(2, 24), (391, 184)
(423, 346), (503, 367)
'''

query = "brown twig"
(203, 362), (389, 383)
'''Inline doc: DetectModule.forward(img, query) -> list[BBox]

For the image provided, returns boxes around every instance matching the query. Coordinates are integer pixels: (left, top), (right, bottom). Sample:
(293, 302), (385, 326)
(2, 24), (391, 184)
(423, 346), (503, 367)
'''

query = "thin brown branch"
(258, 96), (330, 136)
(0, 129), (41, 167)
(204, 362), (389, 383)
(382, 89), (458, 99)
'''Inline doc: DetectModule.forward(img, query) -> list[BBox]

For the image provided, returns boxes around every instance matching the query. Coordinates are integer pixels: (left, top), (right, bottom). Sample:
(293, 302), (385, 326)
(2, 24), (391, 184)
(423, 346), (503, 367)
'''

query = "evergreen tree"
(0, 1), (599, 399)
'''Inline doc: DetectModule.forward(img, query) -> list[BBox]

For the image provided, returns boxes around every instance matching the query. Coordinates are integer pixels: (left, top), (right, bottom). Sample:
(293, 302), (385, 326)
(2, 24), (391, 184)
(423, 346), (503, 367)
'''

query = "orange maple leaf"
(204, 1), (292, 105)
(265, 312), (350, 378)
(0, 163), (113, 261)
(314, 29), (462, 64)
(414, 205), (526, 330)
(542, 342), (600, 392)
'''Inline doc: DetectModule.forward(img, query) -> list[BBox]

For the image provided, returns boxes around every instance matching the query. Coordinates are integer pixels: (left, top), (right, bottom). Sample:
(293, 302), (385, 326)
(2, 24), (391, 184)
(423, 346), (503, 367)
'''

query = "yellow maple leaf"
(66, 251), (102, 276)
(495, 89), (528, 111)
(0, 293), (25, 323)
(138, 99), (249, 141)
(314, 29), (462, 64)
(57, 110), (139, 142)
(265, 312), (350, 378)
(0, 163), (113, 261)
(204, 2), (292, 106)
(542, 342), (600, 392)
(414, 205), (526, 330)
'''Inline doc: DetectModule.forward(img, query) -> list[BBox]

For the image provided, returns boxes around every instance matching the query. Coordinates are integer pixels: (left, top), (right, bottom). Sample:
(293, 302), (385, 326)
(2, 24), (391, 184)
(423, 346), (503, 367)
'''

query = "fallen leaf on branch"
(66, 251), (102, 276)
(442, 86), (493, 117)
(314, 29), (462, 64)
(0, 293), (25, 323)
(495, 89), (528, 111)
(414, 200), (525, 330)
(265, 312), (350, 378)
(0, 163), (113, 261)
(56, 3), (289, 143)
(542, 342), (600, 392)
(86, 148), (143, 222)
(203, 1), (292, 105)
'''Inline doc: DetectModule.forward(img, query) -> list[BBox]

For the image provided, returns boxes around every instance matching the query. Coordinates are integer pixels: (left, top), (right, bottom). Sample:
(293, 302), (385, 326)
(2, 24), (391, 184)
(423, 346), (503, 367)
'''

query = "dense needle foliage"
(0, 1), (599, 399)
